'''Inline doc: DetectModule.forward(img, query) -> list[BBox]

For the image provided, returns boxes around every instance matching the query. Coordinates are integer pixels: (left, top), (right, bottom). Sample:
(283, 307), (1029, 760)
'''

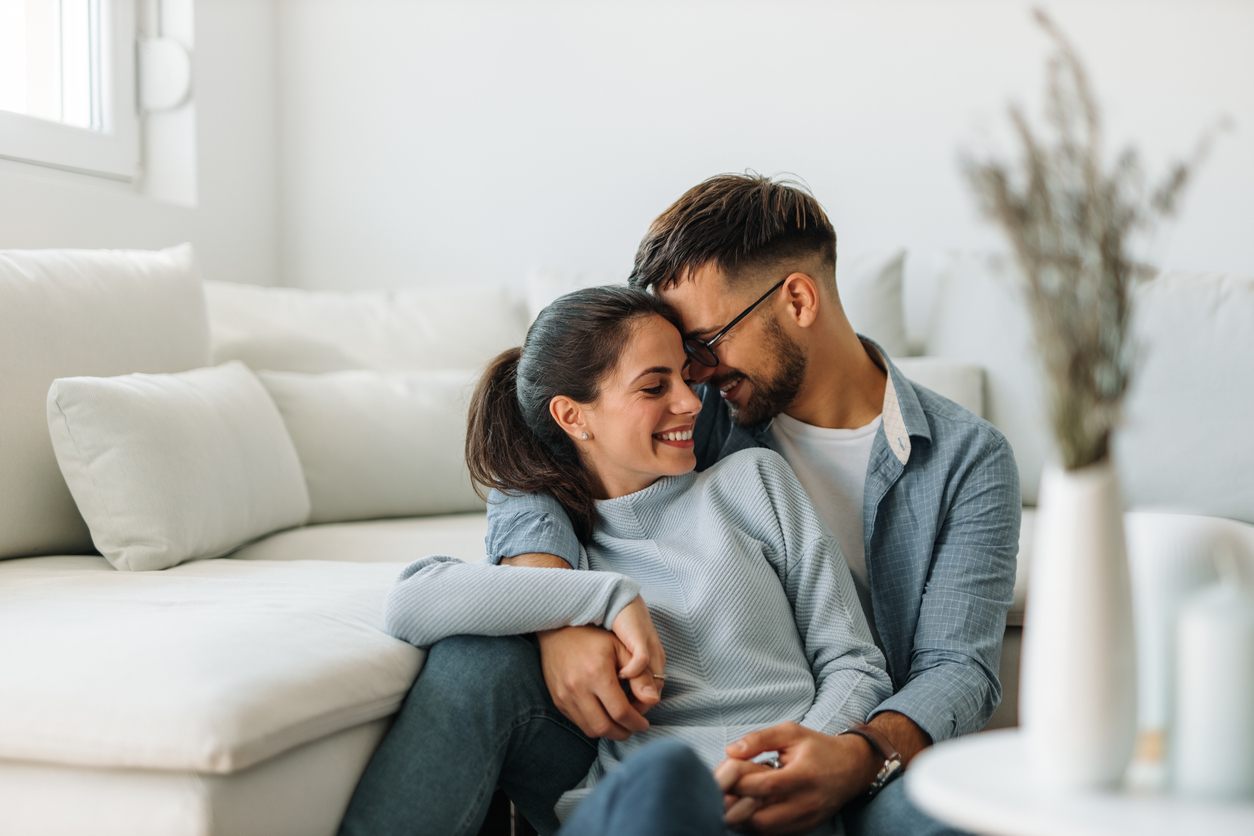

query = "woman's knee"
(415, 634), (547, 711)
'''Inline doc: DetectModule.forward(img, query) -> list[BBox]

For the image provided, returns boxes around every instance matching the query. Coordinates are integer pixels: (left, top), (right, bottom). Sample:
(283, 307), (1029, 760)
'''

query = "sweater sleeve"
(383, 555), (641, 649)
(749, 451), (895, 734)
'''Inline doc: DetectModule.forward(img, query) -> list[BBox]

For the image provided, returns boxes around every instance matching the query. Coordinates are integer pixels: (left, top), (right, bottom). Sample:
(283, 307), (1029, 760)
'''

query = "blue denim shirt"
(485, 339), (1021, 743)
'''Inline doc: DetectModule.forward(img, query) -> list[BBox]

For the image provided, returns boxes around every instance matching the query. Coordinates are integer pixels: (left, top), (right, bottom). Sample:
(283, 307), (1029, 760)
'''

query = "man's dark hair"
(628, 173), (837, 292)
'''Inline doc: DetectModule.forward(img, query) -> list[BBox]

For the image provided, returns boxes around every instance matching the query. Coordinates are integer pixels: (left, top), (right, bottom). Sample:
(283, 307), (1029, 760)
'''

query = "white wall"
(276, 0), (1254, 336)
(0, 0), (279, 287)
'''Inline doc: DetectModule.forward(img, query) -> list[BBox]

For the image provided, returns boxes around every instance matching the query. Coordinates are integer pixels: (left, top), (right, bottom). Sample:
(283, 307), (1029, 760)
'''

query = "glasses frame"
(683, 278), (788, 369)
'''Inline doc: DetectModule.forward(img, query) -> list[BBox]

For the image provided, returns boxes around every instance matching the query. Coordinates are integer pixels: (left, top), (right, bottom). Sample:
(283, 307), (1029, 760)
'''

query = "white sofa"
(1, 245), (1250, 836)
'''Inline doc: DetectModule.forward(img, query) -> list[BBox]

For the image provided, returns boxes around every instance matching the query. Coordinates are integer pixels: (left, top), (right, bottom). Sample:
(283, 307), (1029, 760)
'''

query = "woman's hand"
(609, 595), (668, 708)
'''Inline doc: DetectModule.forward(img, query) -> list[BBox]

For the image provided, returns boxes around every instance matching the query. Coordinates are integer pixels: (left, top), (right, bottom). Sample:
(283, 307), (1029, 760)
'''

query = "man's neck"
(783, 317), (887, 431)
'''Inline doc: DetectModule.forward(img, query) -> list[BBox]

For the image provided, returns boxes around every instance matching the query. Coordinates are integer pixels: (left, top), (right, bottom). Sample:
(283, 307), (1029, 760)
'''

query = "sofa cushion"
(204, 281), (529, 374)
(47, 362), (311, 571)
(927, 256), (1254, 520)
(0, 245), (209, 560)
(229, 513), (489, 563)
(925, 253), (1048, 504)
(0, 720), (389, 836)
(1114, 271), (1254, 525)
(838, 248), (909, 357)
(892, 357), (985, 418)
(258, 370), (485, 524)
(0, 555), (421, 773)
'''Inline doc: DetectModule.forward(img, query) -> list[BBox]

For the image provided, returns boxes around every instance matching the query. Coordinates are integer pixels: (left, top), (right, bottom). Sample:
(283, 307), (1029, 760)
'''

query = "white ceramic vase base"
(1021, 460), (1138, 790)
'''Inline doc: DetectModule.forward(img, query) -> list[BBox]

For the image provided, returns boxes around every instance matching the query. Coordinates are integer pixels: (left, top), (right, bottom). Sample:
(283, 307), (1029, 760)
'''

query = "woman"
(373, 287), (890, 834)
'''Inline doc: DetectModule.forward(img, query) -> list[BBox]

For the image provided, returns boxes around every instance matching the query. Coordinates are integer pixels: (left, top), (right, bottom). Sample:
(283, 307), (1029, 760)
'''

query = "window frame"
(0, 0), (140, 181)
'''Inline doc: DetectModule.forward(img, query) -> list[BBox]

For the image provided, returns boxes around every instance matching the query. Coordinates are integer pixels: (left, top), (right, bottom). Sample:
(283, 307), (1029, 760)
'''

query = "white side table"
(905, 729), (1254, 836)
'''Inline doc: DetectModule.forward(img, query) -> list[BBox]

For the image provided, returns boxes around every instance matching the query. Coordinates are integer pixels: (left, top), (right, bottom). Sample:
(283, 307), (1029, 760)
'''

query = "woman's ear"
(783, 273), (820, 329)
(549, 395), (589, 441)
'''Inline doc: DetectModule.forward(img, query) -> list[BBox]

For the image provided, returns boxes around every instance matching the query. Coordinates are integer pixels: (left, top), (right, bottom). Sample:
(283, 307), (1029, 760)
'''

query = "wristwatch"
(839, 724), (904, 800)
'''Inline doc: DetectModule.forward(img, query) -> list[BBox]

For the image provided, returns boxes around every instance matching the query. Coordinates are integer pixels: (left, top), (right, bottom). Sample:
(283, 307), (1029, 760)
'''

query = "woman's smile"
(653, 423), (695, 449)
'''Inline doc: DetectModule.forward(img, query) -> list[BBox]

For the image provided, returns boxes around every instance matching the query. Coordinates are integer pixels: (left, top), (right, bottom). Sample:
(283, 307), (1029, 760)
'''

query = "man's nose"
(686, 361), (715, 385)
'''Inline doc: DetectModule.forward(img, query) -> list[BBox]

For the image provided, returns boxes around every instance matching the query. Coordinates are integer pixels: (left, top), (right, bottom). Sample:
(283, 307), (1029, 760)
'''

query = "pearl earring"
(581, 432), (589, 440)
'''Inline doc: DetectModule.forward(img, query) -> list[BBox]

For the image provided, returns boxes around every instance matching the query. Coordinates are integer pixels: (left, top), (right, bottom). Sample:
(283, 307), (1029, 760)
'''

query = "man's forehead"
(657, 263), (737, 335)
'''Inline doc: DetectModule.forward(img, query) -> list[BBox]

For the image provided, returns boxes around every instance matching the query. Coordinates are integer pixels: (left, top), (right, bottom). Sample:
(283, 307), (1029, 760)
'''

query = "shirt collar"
(860, 335), (931, 464)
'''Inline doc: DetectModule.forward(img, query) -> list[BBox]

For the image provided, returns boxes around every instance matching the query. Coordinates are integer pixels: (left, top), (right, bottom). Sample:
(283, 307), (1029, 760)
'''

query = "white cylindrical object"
(1173, 582), (1254, 798)
(1021, 460), (1138, 789)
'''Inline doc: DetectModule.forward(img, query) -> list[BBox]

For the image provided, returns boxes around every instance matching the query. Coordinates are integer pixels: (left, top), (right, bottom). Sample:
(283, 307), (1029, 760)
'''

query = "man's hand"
(715, 712), (932, 834)
(535, 625), (658, 741)
(500, 553), (666, 741)
(715, 723), (879, 835)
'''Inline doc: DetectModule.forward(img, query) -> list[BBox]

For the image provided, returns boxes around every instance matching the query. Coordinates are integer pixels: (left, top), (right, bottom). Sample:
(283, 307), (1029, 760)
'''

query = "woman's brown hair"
(466, 286), (682, 543)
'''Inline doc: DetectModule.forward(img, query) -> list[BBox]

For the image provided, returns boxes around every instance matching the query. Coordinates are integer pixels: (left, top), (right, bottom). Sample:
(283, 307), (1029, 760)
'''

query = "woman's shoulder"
(697, 447), (800, 503)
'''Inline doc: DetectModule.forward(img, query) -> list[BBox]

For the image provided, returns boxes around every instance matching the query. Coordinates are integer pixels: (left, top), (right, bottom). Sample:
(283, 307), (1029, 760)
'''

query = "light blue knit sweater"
(384, 448), (893, 824)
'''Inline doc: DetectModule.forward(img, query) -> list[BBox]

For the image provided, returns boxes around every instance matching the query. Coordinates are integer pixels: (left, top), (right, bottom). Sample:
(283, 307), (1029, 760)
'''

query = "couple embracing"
(339, 174), (1021, 836)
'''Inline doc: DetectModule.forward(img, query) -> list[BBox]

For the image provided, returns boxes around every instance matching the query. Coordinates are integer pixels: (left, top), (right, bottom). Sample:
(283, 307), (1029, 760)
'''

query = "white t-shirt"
(771, 412), (883, 649)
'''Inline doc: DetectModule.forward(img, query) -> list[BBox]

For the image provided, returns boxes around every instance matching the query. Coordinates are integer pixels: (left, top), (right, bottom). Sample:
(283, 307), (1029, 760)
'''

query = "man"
(338, 174), (1019, 836)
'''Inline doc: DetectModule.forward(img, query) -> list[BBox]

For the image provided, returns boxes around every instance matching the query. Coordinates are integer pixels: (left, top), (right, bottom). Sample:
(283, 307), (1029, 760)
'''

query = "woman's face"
(554, 314), (703, 500)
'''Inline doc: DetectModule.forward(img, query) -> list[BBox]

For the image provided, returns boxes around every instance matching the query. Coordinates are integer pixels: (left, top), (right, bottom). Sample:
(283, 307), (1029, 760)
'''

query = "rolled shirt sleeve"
(484, 488), (582, 568)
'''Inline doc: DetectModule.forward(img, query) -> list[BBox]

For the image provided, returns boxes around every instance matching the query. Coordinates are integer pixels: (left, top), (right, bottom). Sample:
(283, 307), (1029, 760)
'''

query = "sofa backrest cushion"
(47, 362), (311, 571)
(0, 245), (209, 560)
(927, 254), (1254, 522)
(204, 281), (529, 374)
(258, 369), (486, 525)
(891, 356), (985, 418)
(1114, 271), (1254, 524)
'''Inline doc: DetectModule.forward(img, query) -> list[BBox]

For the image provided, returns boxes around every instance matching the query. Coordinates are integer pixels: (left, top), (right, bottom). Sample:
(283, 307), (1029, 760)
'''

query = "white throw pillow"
(46, 362), (311, 571)
(926, 252), (1050, 504)
(204, 281), (529, 374)
(838, 249), (909, 358)
(257, 370), (486, 525)
(892, 357), (985, 418)
(0, 244), (209, 560)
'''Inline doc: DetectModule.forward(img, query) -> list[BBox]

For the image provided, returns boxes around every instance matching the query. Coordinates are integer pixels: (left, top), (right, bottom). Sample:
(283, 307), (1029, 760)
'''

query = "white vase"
(1021, 459), (1137, 789)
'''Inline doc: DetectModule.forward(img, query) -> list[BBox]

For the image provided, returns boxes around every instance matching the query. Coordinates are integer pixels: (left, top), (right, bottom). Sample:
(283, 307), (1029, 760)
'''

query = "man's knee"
(623, 740), (709, 787)
(843, 778), (971, 836)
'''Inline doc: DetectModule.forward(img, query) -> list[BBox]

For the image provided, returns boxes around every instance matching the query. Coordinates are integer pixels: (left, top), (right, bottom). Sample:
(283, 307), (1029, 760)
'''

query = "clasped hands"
(536, 594), (877, 834)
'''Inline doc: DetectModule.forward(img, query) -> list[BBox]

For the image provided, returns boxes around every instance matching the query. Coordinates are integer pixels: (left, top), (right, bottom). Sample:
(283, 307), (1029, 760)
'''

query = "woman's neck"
(585, 461), (661, 501)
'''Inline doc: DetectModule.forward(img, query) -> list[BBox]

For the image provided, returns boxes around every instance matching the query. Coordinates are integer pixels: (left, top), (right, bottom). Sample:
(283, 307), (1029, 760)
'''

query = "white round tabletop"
(905, 729), (1254, 836)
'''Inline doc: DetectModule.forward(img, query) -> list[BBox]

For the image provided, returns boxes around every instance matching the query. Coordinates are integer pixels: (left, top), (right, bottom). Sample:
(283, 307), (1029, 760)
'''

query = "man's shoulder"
(909, 380), (1013, 462)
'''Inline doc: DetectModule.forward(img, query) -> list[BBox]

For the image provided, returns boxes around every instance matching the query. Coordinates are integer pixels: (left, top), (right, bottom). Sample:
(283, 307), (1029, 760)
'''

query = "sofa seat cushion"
(228, 513), (489, 563)
(0, 720), (389, 836)
(0, 556), (421, 773)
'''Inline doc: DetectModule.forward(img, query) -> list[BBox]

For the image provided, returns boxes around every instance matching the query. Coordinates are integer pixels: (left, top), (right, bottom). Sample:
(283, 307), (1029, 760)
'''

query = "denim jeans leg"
(337, 634), (597, 836)
(842, 777), (972, 836)
(556, 740), (726, 836)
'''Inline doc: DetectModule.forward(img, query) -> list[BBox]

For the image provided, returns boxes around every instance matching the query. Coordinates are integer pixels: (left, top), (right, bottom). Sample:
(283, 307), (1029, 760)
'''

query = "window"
(0, 0), (139, 180)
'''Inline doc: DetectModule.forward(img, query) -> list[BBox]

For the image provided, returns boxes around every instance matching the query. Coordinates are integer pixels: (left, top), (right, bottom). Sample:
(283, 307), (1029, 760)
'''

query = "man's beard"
(717, 318), (807, 427)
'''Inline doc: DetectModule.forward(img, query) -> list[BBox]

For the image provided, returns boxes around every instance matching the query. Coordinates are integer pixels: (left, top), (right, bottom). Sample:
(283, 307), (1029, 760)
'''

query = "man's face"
(658, 262), (806, 427)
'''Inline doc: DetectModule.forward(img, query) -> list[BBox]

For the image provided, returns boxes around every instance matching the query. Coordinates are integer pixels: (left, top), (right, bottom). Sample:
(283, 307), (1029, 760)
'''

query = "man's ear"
(782, 273), (820, 329)
(549, 395), (587, 441)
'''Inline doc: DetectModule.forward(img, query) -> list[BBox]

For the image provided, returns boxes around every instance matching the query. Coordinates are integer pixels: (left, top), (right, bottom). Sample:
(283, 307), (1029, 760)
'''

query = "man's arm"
(871, 434), (1021, 743)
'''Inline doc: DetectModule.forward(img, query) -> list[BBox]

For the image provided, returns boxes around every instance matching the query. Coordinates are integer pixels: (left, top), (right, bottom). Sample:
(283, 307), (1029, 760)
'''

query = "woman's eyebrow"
(630, 366), (671, 383)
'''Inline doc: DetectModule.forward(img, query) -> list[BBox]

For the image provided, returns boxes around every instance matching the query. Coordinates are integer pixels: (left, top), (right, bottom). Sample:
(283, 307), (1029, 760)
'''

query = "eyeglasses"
(682, 279), (787, 368)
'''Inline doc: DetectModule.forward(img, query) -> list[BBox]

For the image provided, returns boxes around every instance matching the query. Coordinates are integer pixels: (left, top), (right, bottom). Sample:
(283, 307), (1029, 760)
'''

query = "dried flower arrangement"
(963, 8), (1226, 470)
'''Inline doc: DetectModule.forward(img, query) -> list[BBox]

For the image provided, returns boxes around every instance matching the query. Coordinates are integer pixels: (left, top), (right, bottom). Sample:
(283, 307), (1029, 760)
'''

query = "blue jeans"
(557, 739), (725, 836)
(338, 634), (966, 836)
(337, 634), (597, 836)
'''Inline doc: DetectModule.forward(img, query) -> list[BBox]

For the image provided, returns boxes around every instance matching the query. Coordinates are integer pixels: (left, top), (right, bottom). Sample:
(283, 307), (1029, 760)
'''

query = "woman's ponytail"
(466, 346), (597, 541)
(466, 287), (682, 544)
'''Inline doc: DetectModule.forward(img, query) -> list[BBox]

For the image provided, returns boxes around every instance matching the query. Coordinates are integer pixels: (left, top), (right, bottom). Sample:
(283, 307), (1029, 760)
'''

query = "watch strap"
(839, 724), (904, 800)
